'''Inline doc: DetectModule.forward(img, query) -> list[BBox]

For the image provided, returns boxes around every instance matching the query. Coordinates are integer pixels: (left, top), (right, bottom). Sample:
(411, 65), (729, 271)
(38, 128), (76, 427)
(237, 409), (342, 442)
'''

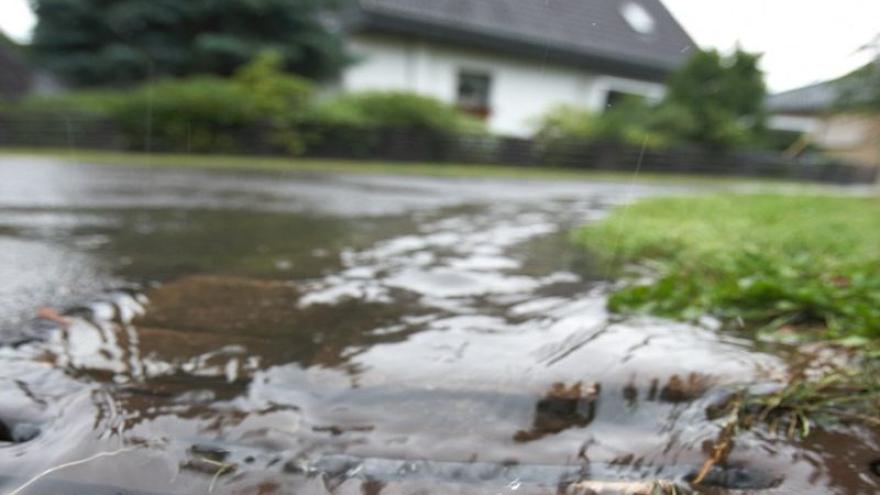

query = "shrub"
(533, 48), (769, 151)
(532, 105), (599, 142)
(307, 91), (485, 133)
(113, 52), (312, 152)
(597, 99), (695, 148)
(2, 90), (122, 115)
(110, 77), (255, 152)
(9, 51), (313, 153)
(301, 90), (487, 157)
(231, 51), (312, 120)
(532, 99), (695, 150)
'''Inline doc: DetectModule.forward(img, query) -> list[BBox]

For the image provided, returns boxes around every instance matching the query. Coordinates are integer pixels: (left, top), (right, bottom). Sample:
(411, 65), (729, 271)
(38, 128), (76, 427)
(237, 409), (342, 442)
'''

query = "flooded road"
(0, 156), (877, 494)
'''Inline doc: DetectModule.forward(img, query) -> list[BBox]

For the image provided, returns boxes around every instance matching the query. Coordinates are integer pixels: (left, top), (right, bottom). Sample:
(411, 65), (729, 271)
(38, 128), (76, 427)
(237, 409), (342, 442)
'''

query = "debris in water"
(514, 382), (600, 443)
(35, 306), (72, 329)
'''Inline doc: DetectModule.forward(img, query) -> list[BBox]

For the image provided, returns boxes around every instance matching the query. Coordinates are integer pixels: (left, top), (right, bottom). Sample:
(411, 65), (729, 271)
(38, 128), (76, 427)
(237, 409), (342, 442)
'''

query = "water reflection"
(514, 383), (600, 443)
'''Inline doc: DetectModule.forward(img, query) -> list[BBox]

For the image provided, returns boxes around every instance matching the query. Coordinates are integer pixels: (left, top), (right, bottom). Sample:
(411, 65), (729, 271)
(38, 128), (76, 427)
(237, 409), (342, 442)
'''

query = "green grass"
(0, 147), (806, 186)
(576, 194), (880, 341)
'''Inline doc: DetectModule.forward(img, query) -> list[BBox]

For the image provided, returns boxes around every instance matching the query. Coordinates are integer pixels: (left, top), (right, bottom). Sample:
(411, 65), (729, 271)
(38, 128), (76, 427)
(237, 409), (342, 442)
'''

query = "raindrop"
(507, 479), (522, 491)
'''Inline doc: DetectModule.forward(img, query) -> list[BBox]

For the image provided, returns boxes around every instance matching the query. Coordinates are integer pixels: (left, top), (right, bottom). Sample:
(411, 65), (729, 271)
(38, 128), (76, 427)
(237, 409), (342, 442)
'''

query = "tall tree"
(837, 34), (880, 112)
(29, 0), (348, 87)
(664, 48), (767, 148)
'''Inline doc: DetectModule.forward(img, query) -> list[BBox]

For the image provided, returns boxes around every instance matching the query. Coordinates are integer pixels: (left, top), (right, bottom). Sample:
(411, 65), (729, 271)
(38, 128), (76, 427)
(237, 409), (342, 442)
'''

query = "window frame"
(456, 69), (493, 119)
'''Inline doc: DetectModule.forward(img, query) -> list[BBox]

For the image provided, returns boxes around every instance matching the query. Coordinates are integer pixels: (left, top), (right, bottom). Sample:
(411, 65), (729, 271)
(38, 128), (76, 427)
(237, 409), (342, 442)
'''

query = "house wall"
(813, 114), (880, 166)
(771, 111), (880, 166)
(341, 33), (665, 137)
(767, 114), (823, 134)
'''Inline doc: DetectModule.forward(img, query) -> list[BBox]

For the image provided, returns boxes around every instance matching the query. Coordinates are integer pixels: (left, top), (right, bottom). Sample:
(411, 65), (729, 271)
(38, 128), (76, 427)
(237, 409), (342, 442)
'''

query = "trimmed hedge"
(3, 58), (485, 155)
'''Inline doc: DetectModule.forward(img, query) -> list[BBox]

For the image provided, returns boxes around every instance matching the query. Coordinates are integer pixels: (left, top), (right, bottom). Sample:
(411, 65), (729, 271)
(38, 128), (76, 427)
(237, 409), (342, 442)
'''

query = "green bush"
(111, 77), (257, 152)
(9, 81), (483, 154)
(533, 48), (769, 150)
(9, 51), (313, 153)
(300, 90), (487, 157)
(597, 99), (696, 148)
(307, 91), (485, 133)
(113, 52), (312, 152)
(532, 105), (599, 142)
(1, 90), (121, 115)
(532, 99), (695, 149)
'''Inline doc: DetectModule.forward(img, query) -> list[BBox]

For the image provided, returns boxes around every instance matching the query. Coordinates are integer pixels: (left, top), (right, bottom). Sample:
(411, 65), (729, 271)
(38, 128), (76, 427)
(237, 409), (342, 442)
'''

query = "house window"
(457, 71), (492, 119)
(620, 2), (656, 35)
(604, 90), (644, 111)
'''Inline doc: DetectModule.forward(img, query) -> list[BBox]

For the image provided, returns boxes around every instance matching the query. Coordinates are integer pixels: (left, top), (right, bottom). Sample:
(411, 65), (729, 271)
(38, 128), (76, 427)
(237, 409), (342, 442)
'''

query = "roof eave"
(351, 11), (678, 82)
(767, 107), (824, 115)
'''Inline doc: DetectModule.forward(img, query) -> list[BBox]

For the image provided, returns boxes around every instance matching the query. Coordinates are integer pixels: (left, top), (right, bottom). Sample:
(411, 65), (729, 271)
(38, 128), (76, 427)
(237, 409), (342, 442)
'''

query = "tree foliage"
(533, 48), (768, 150)
(841, 34), (880, 112)
(29, 0), (348, 87)
(665, 48), (767, 148)
(836, 62), (880, 113)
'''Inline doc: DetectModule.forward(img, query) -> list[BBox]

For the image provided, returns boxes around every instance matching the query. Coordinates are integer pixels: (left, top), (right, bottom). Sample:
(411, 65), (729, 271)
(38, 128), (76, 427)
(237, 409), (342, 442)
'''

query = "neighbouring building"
(767, 74), (880, 166)
(339, 0), (696, 136)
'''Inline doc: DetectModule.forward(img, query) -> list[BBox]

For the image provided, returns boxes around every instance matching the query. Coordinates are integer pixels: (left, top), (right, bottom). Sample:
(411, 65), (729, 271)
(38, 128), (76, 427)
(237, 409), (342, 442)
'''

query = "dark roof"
(766, 80), (844, 114)
(767, 65), (876, 114)
(350, 0), (696, 81)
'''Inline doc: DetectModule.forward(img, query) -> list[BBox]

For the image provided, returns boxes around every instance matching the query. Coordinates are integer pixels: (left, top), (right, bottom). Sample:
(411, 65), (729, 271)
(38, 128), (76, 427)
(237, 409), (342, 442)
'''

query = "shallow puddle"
(0, 158), (877, 494)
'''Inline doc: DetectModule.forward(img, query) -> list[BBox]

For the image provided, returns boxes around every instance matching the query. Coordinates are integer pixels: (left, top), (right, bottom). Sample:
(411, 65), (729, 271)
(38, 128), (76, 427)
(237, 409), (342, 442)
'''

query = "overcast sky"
(1, 0), (878, 92)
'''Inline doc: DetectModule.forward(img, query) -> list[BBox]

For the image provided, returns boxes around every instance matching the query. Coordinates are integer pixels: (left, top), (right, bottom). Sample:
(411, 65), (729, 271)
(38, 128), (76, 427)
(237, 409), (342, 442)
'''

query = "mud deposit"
(0, 157), (877, 494)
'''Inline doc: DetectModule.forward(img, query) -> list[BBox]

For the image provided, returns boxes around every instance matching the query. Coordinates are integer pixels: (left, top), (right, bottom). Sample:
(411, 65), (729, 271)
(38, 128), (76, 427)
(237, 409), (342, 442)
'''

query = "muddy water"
(0, 157), (877, 494)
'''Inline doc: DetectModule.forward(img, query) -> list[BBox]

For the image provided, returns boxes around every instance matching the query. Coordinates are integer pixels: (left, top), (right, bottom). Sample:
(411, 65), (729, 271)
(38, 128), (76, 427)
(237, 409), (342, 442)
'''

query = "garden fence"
(0, 113), (876, 185)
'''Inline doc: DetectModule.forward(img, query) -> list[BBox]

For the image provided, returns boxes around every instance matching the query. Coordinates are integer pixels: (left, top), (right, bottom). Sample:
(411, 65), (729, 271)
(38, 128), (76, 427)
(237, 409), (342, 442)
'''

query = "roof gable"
(353, 0), (696, 79)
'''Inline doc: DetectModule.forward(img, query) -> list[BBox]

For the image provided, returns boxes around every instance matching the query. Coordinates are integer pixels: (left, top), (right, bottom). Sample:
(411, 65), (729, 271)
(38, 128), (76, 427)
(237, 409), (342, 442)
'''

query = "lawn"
(0, 147), (804, 186)
(577, 193), (880, 341)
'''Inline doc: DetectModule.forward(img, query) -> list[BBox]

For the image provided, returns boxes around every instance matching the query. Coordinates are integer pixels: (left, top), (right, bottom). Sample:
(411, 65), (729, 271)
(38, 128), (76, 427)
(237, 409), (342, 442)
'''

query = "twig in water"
(8, 446), (138, 495)
(194, 457), (236, 493)
(691, 418), (738, 485)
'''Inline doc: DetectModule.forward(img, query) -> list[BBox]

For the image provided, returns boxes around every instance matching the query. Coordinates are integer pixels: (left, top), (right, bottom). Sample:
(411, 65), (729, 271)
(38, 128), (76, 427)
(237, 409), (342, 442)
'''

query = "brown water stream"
(0, 157), (877, 494)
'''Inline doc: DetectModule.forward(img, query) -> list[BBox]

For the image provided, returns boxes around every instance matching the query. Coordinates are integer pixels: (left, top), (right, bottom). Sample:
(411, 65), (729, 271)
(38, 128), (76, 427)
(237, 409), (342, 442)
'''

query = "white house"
(338, 0), (696, 136)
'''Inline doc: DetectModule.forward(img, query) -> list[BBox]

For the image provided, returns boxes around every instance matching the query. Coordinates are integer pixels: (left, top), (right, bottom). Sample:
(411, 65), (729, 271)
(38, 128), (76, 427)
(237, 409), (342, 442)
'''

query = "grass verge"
(577, 193), (880, 342)
(0, 147), (806, 186)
